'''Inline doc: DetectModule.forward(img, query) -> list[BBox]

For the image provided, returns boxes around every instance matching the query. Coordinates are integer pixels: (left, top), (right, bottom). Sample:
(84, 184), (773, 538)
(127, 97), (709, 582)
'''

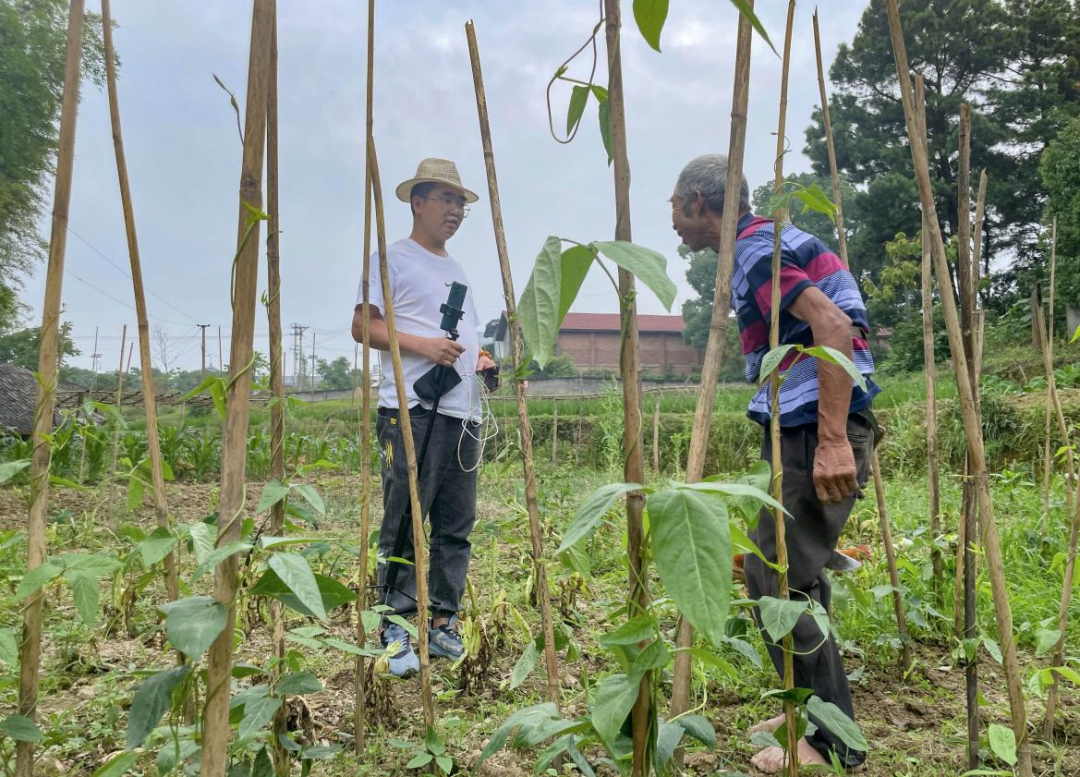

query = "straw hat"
(395, 158), (479, 204)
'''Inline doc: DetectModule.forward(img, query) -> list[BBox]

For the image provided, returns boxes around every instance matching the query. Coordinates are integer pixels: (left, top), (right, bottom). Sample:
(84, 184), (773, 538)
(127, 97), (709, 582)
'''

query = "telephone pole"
(197, 324), (211, 377)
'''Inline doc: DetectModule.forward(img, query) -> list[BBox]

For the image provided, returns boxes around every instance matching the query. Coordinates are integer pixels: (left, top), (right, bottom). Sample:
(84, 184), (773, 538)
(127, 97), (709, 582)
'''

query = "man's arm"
(787, 286), (858, 503)
(351, 306), (463, 367)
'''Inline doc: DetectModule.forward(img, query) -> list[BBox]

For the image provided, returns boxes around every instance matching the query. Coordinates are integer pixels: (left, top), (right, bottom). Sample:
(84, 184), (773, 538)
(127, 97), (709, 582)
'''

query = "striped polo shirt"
(732, 212), (879, 427)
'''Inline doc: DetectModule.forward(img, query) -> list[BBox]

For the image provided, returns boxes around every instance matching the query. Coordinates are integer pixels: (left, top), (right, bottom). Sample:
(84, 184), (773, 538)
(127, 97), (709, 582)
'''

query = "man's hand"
(423, 337), (465, 367)
(813, 439), (857, 504)
(476, 352), (496, 372)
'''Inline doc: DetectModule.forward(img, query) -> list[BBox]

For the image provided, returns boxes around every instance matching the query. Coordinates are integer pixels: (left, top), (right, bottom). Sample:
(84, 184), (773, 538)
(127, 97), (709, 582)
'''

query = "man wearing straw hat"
(352, 158), (496, 677)
(670, 154), (879, 772)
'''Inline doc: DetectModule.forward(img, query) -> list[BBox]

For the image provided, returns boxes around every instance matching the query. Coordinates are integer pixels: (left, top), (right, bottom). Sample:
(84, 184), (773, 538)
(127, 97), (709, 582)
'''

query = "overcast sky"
(24, 0), (867, 373)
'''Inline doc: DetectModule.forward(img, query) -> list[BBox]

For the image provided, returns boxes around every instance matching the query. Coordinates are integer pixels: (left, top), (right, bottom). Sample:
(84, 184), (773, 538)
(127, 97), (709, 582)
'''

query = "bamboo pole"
(768, 3), (800, 771)
(812, 10), (848, 270)
(669, 6), (754, 751)
(108, 326), (127, 498)
(465, 20), (562, 709)
(264, 7), (289, 773)
(885, 4), (1032, 773)
(368, 136), (435, 729)
(914, 76), (943, 590)
(101, 0), (180, 606)
(201, 1), (273, 772)
(353, 0), (376, 753)
(652, 393), (660, 475)
(1041, 220), (1080, 740)
(552, 397), (559, 465)
(814, 8), (910, 673)
(16, 2), (84, 774)
(972, 170), (988, 378)
(601, 2), (650, 772)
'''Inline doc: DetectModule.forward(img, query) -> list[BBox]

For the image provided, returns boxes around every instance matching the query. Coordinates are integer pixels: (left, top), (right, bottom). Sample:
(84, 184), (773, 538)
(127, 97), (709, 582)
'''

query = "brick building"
(554, 313), (703, 375)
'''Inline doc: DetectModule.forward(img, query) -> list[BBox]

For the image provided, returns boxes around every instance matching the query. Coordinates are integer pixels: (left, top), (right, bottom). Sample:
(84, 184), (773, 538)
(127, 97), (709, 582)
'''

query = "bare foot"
(749, 714), (786, 735)
(751, 738), (829, 773)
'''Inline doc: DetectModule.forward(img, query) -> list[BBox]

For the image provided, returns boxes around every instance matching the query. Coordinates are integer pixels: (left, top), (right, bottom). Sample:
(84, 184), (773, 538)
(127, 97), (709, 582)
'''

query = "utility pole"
(89, 326), (101, 392)
(291, 323), (308, 393)
(197, 323), (211, 377)
(310, 329), (317, 402)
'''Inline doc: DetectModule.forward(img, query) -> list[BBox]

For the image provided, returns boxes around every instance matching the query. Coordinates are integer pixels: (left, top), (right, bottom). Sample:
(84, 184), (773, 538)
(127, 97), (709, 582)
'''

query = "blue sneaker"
(381, 622), (419, 677)
(428, 615), (463, 659)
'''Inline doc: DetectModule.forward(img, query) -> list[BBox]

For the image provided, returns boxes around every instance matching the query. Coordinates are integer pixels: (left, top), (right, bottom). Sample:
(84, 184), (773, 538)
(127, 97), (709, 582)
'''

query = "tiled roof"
(560, 313), (685, 334)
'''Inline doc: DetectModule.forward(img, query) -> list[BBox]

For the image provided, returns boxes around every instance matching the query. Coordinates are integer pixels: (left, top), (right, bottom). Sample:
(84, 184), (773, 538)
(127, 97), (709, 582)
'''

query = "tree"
(1040, 113), (1080, 312)
(316, 355), (354, 390)
(0, 0), (108, 330)
(152, 326), (173, 388)
(804, 0), (1080, 316)
(0, 322), (79, 369)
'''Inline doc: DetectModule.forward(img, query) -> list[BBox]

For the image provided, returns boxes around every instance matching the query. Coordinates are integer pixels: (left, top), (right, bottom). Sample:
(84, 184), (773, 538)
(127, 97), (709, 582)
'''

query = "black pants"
(743, 412), (874, 767)
(375, 406), (480, 619)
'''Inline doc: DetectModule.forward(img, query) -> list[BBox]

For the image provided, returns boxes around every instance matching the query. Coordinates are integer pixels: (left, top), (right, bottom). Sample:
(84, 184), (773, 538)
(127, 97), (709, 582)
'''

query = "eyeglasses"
(422, 195), (470, 218)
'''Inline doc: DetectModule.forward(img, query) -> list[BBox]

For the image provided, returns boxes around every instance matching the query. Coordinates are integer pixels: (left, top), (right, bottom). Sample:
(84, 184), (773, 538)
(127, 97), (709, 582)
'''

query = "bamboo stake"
(768, 3), (800, 770)
(101, 0), (180, 607)
(552, 397), (559, 465)
(16, 2), (83, 774)
(368, 136), (435, 729)
(914, 76), (944, 590)
(652, 393), (660, 475)
(353, 0), (376, 753)
(466, 20), (562, 709)
(201, 1), (273, 771)
(1041, 220), (1080, 740)
(264, 7), (289, 773)
(79, 325), (99, 482)
(885, 4), (1032, 773)
(601, 2), (650, 772)
(972, 170), (988, 378)
(108, 326), (127, 497)
(815, 8), (910, 673)
(812, 10), (848, 270)
(669, 6), (754, 751)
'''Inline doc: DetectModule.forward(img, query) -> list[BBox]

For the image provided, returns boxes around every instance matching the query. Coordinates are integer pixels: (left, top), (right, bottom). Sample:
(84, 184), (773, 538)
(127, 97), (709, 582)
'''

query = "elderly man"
(670, 154), (879, 772)
(352, 158), (496, 677)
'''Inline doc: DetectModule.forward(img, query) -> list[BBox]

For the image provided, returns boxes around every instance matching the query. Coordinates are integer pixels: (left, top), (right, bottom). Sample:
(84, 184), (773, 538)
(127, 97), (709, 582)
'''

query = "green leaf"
(292, 484), (326, 517)
(158, 596), (229, 659)
(426, 728), (446, 755)
(758, 596), (807, 642)
(592, 241), (677, 311)
(732, 459), (773, 523)
(557, 482), (640, 554)
(597, 95), (613, 164)
(126, 475), (145, 511)
(1051, 666), (1080, 685)
(251, 569), (357, 616)
(193, 541), (253, 582)
(566, 84), (590, 135)
(64, 570), (100, 626)
(677, 714), (716, 746)
(558, 245), (596, 324)
(678, 480), (788, 516)
(633, 0), (669, 51)
(1034, 628), (1061, 656)
(239, 695), (282, 742)
(138, 527), (178, 567)
(598, 615), (657, 647)
(518, 236), (564, 369)
(126, 666), (191, 748)
(0, 460), (30, 484)
(188, 522), (215, 564)
(435, 754), (453, 775)
(406, 753), (433, 769)
(654, 720), (684, 768)
(387, 614), (418, 638)
(0, 713), (43, 742)
(252, 747), (274, 777)
(91, 751), (141, 777)
(16, 561), (63, 601)
(256, 480), (290, 512)
(1071, 324), (1080, 344)
(800, 346), (868, 391)
(0, 627), (18, 667)
(682, 646), (739, 680)
(730, 523), (776, 570)
(477, 703), (560, 766)
(322, 637), (379, 657)
(269, 553), (327, 621)
(277, 672), (323, 696)
(807, 696), (869, 753)
(987, 723), (1017, 766)
(361, 609), (381, 635)
(510, 641), (538, 690)
(792, 183), (838, 222)
(591, 673), (639, 746)
(63, 553), (124, 577)
(647, 488), (731, 645)
(728, 0), (776, 54)
(758, 343), (798, 382)
(258, 535), (322, 550)
(629, 637), (669, 681)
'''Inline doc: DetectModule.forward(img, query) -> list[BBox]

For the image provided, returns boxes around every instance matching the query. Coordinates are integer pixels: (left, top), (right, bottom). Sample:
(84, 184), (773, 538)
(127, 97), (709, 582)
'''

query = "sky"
(23, 0), (868, 374)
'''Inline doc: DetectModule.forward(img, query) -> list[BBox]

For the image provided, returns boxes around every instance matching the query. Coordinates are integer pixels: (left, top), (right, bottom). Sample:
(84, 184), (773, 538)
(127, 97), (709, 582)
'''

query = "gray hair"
(674, 154), (750, 214)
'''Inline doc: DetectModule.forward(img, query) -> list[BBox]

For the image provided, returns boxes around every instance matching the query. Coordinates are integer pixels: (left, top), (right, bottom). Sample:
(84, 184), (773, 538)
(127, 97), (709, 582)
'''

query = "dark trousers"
(375, 406), (480, 619)
(743, 412), (874, 767)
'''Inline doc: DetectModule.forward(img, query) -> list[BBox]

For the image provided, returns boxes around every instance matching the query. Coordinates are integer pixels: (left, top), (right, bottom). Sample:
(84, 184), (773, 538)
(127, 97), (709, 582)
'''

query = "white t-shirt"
(357, 238), (481, 422)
